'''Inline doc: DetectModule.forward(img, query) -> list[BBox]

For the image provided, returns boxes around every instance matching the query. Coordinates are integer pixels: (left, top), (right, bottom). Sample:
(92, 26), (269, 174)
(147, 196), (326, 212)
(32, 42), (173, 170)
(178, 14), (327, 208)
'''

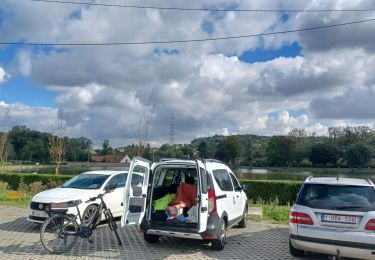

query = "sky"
(0, 0), (375, 147)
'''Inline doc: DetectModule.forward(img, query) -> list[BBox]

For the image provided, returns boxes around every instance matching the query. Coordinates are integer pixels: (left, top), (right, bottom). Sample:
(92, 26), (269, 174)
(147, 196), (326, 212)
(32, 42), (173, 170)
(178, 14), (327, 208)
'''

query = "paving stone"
(0, 206), (326, 260)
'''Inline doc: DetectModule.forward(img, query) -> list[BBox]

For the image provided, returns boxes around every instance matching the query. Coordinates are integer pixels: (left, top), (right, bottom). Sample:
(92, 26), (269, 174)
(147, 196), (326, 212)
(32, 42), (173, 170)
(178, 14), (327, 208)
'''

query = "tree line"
(260, 126), (374, 168)
(2, 126), (92, 164)
(1, 124), (374, 170)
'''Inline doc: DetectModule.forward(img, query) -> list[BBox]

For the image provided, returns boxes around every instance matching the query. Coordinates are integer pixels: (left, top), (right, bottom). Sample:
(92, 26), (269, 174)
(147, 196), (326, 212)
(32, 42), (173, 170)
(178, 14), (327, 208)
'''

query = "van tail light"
(207, 188), (217, 215)
(365, 219), (375, 230)
(290, 211), (314, 225)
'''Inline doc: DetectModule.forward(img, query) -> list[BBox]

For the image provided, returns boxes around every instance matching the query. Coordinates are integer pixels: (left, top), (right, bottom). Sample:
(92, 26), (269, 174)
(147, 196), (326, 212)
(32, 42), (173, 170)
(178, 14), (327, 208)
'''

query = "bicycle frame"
(42, 187), (122, 249)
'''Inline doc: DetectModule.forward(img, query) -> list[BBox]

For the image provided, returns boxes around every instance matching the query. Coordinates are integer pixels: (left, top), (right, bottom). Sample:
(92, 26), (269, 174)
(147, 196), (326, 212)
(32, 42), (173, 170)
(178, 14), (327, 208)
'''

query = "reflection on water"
(235, 168), (375, 181)
(7, 165), (129, 175)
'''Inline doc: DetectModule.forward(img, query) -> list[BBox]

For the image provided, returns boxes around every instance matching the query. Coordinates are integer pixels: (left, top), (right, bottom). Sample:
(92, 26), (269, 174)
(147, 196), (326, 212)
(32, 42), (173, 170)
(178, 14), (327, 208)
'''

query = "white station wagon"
(290, 177), (375, 260)
(27, 170), (129, 225)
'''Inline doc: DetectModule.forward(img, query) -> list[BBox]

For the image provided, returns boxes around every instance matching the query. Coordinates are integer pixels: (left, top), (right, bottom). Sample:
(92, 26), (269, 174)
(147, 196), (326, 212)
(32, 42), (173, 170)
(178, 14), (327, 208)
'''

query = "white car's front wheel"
(82, 204), (101, 226)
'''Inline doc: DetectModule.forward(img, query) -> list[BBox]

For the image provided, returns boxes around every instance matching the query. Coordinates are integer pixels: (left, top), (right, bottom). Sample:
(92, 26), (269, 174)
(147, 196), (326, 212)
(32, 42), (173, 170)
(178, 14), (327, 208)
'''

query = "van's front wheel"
(237, 206), (247, 228)
(211, 220), (226, 250)
(144, 233), (160, 244)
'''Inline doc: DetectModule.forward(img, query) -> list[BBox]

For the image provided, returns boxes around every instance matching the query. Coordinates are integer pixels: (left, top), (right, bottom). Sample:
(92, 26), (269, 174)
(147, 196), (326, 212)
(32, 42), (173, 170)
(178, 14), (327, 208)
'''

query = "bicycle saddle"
(67, 200), (82, 207)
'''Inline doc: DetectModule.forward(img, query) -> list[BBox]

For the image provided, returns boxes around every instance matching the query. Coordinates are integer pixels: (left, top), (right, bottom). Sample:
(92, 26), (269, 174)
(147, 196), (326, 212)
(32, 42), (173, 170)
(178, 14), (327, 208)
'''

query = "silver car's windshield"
(61, 174), (110, 189)
(297, 184), (375, 211)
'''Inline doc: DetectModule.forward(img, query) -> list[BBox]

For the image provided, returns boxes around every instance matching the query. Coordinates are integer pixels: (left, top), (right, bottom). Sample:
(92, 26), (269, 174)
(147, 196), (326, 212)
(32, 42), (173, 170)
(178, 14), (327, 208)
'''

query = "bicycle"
(40, 184), (122, 254)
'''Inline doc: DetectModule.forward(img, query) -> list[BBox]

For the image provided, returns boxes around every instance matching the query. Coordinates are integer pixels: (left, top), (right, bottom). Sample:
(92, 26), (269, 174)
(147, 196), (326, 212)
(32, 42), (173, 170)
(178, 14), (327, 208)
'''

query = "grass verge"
(0, 191), (32, 208)
(249, 203), (291, 224)
(262, 204), (291, 224)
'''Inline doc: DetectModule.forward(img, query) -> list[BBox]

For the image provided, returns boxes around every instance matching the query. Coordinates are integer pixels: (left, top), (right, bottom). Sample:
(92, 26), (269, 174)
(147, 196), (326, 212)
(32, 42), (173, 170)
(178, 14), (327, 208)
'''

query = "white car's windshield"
(61, 174), (110, 189)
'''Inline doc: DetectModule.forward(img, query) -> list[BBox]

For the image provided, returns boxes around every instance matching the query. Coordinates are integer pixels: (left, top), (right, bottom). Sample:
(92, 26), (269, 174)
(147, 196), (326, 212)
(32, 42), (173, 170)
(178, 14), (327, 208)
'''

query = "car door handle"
(142, 194), (146, 198)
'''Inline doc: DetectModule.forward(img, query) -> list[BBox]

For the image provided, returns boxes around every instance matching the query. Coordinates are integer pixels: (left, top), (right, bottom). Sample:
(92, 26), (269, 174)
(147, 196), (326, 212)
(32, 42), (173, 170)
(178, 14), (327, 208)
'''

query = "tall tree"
(49, 119), (69, 175)
(344, 143), (372, 168)
(198, 141), (207, 159)
(223, 136), (242, 165)
(135, 110), (150, 157)
(101, 139), (113, 156)
(266, 136), (295, 167)
(0, 109), (10, 173)
(309, 143), (339, 166)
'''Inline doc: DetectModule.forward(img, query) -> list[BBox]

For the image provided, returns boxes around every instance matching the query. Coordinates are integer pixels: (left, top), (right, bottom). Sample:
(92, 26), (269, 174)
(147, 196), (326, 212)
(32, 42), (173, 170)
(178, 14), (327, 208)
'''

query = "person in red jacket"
(169, 175), (197, 210)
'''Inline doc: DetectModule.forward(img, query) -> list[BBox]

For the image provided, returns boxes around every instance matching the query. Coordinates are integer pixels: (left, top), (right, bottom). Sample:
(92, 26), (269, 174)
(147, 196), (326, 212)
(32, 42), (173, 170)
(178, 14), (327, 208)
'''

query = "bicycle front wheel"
(40, 214), (79, 254)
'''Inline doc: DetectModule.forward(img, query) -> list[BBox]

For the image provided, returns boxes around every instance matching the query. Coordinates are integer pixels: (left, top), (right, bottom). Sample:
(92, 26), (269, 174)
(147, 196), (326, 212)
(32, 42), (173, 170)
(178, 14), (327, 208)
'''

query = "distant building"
(120, 155), (131, 164)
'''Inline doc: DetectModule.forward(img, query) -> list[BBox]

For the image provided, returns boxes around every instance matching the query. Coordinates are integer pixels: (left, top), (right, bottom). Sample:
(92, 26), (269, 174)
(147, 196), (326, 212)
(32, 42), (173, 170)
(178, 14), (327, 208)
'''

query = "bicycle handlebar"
(84, 187), (115, 203)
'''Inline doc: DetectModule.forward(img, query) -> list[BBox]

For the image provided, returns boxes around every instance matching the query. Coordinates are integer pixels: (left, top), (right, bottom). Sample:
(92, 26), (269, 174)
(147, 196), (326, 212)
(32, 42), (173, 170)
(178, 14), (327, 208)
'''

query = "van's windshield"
(297, 184), (375, 211)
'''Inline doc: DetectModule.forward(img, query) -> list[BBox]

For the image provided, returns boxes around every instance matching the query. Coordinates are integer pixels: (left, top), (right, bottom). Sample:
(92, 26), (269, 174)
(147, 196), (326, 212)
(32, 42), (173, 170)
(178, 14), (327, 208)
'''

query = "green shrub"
(262, 204), (291, 223)
(29, 181), (45, 194)
(0, 173), (72, 190)
(0, 181), (8, 191)
(18, 177), (29, 193)
(240, 179), (303, 205)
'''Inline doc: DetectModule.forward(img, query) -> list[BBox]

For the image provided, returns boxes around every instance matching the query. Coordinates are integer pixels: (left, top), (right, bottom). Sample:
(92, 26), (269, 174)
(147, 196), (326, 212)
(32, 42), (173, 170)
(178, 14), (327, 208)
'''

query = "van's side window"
(212, 169), (233, 191)
(229, 172), (241, 191)
(132, 166), (146, 186)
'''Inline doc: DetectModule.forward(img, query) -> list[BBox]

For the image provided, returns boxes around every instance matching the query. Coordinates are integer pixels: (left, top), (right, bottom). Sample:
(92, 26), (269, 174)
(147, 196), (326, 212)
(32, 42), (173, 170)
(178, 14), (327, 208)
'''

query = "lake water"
(5, 165), (375, 181)
(235, 168), (375, 181)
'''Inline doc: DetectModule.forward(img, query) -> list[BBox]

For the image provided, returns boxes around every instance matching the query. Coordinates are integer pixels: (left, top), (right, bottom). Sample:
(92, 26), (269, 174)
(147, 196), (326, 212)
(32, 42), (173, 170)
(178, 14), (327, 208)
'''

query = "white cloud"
(0, 67), (10, 83)
(1, 0), (375, 145)
(221, 128), (229, 136)
(0, 101), (57, 132)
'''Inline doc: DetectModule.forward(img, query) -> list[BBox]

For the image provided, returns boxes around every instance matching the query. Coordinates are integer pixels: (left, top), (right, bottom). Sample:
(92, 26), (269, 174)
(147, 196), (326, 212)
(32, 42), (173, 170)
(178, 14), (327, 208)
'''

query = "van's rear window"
(297, 184), (375, 211)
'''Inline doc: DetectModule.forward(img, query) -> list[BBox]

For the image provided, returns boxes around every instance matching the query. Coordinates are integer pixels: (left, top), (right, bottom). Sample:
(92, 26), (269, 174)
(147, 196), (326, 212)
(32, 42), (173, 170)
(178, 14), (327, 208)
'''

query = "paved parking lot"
(0, 205), (326, 259)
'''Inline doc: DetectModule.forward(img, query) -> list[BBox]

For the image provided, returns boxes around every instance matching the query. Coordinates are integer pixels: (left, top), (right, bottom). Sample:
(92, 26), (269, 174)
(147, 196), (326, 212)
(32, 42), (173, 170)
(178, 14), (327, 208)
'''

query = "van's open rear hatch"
(148, 163), (199, 231)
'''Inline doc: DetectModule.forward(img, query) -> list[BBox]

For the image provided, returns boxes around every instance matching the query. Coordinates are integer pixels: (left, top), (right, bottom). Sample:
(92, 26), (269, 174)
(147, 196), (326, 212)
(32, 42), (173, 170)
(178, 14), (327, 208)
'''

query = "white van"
(121, 157), (248, 250)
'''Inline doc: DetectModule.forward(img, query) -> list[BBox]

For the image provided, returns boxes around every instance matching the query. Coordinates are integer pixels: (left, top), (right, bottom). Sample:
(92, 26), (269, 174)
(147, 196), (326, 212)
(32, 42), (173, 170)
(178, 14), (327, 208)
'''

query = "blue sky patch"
(0, 75), (56, 108)
(239, 42), (303, 63)
(268, 109), (307, 119)
(152, 48), (179, 57)
(280, 13), (289, 23)
(204, 3), (239, 20)
(201, 20), (214, 35)
(68, 9), (82, 20)
(0, 45), (22, 66)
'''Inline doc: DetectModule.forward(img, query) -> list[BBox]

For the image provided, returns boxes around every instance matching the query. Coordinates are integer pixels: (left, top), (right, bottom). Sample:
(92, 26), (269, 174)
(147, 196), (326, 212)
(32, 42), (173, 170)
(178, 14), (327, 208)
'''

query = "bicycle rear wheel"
(40, 214), (79, 254)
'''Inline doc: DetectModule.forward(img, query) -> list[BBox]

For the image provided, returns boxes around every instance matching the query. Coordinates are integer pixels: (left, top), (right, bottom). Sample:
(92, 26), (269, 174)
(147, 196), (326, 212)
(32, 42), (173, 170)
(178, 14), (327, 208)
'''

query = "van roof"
(305, 177), (373, 186)
(153, 159), (229, 169)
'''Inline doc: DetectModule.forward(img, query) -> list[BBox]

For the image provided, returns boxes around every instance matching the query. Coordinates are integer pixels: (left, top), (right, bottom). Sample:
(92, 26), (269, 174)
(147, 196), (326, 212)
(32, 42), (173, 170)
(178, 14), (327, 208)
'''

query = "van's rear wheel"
(144, 233), (160, 244)
(212, 220), (226, 250)
(289, 239), (304, 257)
